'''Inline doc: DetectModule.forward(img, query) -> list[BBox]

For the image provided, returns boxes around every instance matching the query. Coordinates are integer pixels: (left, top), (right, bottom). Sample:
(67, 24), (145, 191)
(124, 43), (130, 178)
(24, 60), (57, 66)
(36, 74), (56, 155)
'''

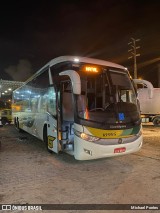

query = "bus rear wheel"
(15, 118), (23, 132)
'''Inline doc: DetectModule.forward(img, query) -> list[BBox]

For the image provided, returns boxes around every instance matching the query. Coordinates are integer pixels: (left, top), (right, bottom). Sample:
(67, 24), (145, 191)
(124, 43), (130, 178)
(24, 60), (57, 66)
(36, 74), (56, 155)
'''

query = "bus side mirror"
(59, 70), (81, 95)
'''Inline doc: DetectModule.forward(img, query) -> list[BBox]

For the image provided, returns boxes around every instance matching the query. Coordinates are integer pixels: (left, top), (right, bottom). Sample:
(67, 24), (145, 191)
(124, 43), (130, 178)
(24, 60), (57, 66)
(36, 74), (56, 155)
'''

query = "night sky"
(0, 0), (160, 81)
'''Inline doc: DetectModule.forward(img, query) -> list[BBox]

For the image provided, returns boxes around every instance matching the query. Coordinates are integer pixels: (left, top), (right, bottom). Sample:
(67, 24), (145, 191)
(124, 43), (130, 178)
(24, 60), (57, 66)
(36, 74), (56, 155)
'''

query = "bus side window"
(39, 96), (48, 113)
(31, 98), (38, 112)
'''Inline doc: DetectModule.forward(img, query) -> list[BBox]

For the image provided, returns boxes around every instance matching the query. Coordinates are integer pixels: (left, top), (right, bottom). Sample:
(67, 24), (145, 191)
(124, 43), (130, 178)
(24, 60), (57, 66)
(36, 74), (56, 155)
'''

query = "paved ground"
(0, 124), (160, 213)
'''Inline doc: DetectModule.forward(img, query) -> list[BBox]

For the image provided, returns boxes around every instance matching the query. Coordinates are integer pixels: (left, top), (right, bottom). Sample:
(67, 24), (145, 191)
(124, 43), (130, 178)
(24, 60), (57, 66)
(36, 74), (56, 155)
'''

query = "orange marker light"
(85, 66), (98, 73)
(84, 107), (89, 119)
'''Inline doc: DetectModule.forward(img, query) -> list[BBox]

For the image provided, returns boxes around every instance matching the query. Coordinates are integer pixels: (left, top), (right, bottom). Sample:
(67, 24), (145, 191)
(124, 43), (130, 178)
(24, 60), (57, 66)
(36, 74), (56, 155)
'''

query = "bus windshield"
(76, 68), (140, 127)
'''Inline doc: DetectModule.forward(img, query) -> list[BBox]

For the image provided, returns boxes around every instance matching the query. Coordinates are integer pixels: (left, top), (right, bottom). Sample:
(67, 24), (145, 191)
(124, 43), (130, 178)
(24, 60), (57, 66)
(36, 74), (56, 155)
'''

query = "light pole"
(128, 38), (140, 79)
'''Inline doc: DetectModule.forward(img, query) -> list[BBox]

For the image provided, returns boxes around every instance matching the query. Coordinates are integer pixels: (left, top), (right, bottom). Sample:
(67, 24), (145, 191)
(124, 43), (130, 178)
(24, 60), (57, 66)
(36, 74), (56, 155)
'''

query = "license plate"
(114, 147), (126, 153)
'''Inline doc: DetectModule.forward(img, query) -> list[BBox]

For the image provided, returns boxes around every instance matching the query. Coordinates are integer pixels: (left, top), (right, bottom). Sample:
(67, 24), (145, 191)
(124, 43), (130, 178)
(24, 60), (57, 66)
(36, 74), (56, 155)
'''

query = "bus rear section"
(12, 56), (143, 160)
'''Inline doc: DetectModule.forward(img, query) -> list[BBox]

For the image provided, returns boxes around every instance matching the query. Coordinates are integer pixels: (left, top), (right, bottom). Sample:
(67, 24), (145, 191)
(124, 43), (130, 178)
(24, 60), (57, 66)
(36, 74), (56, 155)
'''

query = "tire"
(16, 120), (23, 132)
(43, 126), (52, 153)
(153, 116), (160, 127)
(1, 118), (7, 125)
(14, 118), (17, 127)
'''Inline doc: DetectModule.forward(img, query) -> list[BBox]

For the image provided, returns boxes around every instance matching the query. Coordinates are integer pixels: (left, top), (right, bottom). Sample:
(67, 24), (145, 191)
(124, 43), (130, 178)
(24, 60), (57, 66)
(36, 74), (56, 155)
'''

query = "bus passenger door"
(45, 86), (60, 153)
(59, 81), (75, 152)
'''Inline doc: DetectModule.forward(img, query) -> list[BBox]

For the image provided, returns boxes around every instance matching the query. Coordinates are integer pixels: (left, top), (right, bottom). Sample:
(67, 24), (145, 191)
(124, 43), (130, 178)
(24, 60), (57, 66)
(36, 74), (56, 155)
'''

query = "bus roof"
(32, 56), (126, 79)
(14, 56), (126, 90)
(48, 56), (125, 69)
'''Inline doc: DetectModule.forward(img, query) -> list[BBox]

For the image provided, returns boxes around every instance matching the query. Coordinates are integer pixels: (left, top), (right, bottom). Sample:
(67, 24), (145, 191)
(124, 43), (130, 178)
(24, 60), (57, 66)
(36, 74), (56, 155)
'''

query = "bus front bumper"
(74, 135), (143, 160)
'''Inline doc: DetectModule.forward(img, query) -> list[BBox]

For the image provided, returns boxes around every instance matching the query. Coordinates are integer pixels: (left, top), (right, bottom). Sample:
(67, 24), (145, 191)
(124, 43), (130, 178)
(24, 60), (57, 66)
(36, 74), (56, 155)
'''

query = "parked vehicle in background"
(0, 109), (12, 125)
(134, 79), (160, 126)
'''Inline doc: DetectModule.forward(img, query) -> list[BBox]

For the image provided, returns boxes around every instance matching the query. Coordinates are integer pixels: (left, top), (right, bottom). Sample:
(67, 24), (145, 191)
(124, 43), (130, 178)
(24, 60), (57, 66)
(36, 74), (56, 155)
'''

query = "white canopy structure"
(0, 79), (24, 98)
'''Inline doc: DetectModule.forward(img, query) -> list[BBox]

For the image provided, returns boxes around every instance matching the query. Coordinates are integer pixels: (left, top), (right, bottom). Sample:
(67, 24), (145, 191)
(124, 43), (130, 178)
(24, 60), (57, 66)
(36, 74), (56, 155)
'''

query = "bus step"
(63, 143), (73, 151)
(61, 130), (68, 140)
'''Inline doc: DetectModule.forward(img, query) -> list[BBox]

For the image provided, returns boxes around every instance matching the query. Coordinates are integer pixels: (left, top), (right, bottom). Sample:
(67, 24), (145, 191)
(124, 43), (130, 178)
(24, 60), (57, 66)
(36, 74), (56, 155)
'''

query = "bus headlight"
(74, 130), (99, 142)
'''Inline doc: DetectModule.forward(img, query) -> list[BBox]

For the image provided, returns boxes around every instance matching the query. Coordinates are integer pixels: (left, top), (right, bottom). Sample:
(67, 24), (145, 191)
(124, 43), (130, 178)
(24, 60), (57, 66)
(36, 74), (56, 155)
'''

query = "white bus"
(12, 56), (142, 160)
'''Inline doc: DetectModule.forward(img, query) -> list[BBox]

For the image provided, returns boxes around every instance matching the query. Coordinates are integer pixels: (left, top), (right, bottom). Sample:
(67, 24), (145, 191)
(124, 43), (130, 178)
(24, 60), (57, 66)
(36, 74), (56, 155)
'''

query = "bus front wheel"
(43, 126), (52, 153)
